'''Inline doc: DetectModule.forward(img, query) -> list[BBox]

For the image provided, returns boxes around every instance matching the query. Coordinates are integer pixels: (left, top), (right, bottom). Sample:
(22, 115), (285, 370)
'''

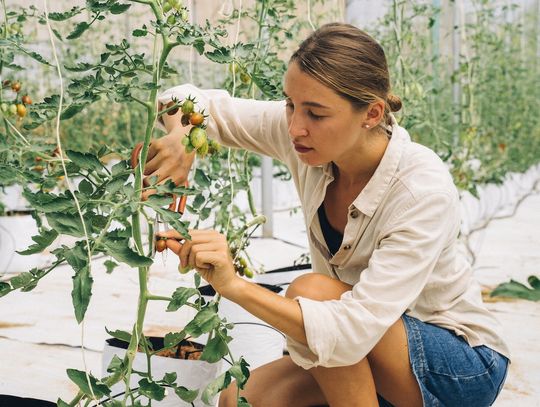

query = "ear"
(363, 100), (385, 128)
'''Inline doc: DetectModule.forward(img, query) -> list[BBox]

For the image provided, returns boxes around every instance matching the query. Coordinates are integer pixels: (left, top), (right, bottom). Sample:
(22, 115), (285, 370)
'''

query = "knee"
(285, 273), (347, 301)
(218, 385), (237, 407)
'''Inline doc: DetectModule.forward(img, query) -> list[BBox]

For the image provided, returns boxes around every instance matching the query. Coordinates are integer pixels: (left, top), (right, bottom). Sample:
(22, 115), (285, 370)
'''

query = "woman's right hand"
(141, 118), (196, 200)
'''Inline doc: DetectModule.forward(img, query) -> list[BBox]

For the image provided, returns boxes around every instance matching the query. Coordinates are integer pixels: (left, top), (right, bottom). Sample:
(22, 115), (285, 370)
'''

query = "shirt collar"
(352, 115), (409, 217)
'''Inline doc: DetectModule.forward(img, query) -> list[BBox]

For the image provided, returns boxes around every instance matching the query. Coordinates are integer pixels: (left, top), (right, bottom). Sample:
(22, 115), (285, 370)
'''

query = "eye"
(308, 111), (324, 120)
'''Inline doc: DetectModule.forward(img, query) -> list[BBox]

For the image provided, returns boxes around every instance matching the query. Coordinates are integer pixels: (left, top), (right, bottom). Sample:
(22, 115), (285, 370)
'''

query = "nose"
(287, 111), (308, 138)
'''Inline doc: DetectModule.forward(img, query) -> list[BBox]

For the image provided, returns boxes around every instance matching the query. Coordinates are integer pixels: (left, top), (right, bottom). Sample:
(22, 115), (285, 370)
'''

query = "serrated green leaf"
(61, 103), (88, 120)
(46, 212), (85, 237)
(205, 47), (233, 64)
(201, 372), (230, 405)
(175, 386), (198, 403)
(0, 282), (11, 297)
(491, 279), (540, 302)
(164, 331), (185, 348)
(167, 287), (199, 312)
(194, 168), (211, 188)
(23, 190), (73, 213)
(229, 358), (250, 389)
(105, 327), (132, 343)
(132, 28), (147, 37)
(9, 272), (34, 289)
(145, 194), (175, 208)
(67, 21), (90, 40)
(110, 3), (131, 14)
(72, 265), (93, 323)
(154, 207), (190, 238)
(200, 335), (230, 363)
(104, 259), (119, 274)
(66, 368), (110, 398)
(66, 150), (104, 172)
(163, 372), (177, 385)
(138, 378), (166, 401)
(103, 238), (153, 267)
(184, 307), (220, 337)
(62, 244), (88, 272)
(106, 354), (124, 373)
(64, 62), (95, 72)
(17, 229), (58, 255)
(48, 7), (83, 21)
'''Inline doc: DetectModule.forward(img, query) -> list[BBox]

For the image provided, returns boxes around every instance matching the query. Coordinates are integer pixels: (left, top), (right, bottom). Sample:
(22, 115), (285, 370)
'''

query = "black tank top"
(317, 203), (343, 256)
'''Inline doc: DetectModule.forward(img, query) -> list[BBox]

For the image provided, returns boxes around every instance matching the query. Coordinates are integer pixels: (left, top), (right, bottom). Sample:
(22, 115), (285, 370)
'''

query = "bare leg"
(219, 355), (326, 407)
(286, 273), (423, 407)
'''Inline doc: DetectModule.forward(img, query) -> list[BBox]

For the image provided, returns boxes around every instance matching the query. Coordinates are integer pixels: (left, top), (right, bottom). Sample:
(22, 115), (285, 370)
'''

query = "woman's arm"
(158, 229), (307, 345)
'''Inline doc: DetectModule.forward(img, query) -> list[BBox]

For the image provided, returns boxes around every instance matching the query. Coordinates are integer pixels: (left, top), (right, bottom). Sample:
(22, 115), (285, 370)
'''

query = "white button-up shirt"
(159, 85), (510, 369)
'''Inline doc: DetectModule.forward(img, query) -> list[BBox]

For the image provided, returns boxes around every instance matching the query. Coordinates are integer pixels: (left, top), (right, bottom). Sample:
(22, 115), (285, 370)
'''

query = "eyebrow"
(283, 91), (331, 109)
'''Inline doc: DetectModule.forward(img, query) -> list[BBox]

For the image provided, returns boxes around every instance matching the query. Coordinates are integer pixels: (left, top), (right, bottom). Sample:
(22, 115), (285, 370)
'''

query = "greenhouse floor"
(1, 193), (539, 406)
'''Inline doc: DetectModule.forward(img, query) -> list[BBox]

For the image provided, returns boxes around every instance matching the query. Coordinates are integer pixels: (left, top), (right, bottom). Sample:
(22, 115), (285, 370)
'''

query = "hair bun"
(387, 94), (402, 112)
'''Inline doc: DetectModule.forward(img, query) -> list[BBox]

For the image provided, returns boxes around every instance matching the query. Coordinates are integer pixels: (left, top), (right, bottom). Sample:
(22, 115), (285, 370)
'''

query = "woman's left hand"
(157, 229), (240, 295)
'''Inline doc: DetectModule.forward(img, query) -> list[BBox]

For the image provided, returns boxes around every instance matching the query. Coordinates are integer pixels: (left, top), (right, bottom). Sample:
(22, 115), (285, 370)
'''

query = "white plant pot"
(0, 213), (48, 274)
(102, 337), (221, 407)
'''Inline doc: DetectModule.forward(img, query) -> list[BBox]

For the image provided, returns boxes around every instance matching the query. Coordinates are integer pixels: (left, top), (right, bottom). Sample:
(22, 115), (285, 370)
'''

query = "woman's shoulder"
(394, 140), (458, 201)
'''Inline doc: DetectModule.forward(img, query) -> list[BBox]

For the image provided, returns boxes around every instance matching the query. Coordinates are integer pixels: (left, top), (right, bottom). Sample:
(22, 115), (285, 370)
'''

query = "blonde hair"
(290, 23), (401, 130)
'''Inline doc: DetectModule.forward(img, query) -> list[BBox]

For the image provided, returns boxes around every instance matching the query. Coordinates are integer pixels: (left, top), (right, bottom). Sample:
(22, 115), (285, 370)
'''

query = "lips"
(293, 143), (312, 153)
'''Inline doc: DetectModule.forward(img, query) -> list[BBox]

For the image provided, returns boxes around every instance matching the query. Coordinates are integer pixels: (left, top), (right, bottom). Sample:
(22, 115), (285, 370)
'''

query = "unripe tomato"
(180, 9), (188, 21)
(11, 82), (21, 92)
(243, 267), (254, 278)
(156, 239), (167, 253)
(163, 2), (172, 12)
(33, 165), (44, 172)
(189, 127), (207, 148)
(181, 136), (190, 146)
(197, 141), (209, 157)
(167, 14), (176, 25)
(178, 264), (191, 274)
(0, 103), (8, 113)
(16, 104), (27, 118)
(181, 99), (194, 115)
(189, 112), (204, 126)
(240, 72), (251, 84)
(8, 104), (17, 116)
(21, 95), (32, 105)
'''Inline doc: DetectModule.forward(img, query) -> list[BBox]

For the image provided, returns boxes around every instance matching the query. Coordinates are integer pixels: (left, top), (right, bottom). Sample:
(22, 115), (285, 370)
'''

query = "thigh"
(367, 318), (423, 407)
(402, 314), (509, 407)
(220, 355), (327, 407)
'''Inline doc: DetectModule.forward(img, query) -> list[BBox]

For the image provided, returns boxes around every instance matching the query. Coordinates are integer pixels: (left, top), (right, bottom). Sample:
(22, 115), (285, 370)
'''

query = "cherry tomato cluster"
(230, 247), (254, 278)
(160, 0), (188, 24)
(1, 80), (32, 119)
(164, 97), (222, 158)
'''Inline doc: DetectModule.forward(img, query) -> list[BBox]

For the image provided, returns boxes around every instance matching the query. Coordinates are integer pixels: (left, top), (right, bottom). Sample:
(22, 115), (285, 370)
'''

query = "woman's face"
(283, 61), (367, 167)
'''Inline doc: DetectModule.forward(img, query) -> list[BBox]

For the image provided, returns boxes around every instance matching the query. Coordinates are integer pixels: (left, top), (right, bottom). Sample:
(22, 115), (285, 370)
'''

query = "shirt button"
(343, 244), (352, 250)
(350, 209), (359, 218)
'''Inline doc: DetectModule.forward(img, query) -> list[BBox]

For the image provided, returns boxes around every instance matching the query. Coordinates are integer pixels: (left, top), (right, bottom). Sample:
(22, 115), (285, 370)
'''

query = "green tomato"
(181, 99), (194, 115)
(163, 2), (172, 13)
(181, 136), (190, 146)
(178, 264), (191, 274)
(189, 127), (207, 149)
(0, 103), (8, 113)
(167, 14), (176, 25)
(197, 141), (209, 157)
(9, 104), (17, 115)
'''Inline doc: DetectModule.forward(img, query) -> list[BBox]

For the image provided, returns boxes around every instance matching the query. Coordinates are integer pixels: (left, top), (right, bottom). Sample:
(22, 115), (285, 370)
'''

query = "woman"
(148, 23), (509, 407)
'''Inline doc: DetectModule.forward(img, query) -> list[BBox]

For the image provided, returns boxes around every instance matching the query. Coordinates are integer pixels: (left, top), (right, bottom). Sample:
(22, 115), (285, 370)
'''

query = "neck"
(332, 132), (389, 189)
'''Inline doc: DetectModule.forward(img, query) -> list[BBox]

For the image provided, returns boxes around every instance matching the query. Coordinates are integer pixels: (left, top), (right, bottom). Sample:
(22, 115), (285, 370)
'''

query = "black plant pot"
(0, 395), (55, 407)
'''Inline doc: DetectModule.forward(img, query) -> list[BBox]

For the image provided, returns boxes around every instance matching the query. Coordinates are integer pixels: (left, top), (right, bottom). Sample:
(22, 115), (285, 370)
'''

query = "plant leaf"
(66, 150), (104, 172)
(110, 3), (131, 14)
(72, 265), (93, 323)
(17, 229), (58, 255)
(138, 378), (166, 401)
(103, 238), (153, 267)
(66, 368), (110, 398)
(184, 307), (220, 337)
(164, 331), (185, 348)
(104, 259), (119, 274)
(201, 372), (230, 405)
(9, 272), (34, 289)
(200, 334), (230, 363)
(491, 279), (540, 302)
(105, 327), (132, 343)
(48, 7), (83, 21)
(66, 22), (90, 40)
(175, 386), (198, 403)
(167, 287), (199, 312)
(46, 212), (86, 237)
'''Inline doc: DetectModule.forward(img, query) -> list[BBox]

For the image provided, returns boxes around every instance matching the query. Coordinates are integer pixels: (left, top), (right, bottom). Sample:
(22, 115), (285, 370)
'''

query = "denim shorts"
(378, 314), (509, 407)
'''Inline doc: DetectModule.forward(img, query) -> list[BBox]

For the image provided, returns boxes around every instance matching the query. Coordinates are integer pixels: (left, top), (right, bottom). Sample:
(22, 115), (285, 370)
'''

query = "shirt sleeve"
(158, 84), (292, 163)
(287, 191), (459, 369)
